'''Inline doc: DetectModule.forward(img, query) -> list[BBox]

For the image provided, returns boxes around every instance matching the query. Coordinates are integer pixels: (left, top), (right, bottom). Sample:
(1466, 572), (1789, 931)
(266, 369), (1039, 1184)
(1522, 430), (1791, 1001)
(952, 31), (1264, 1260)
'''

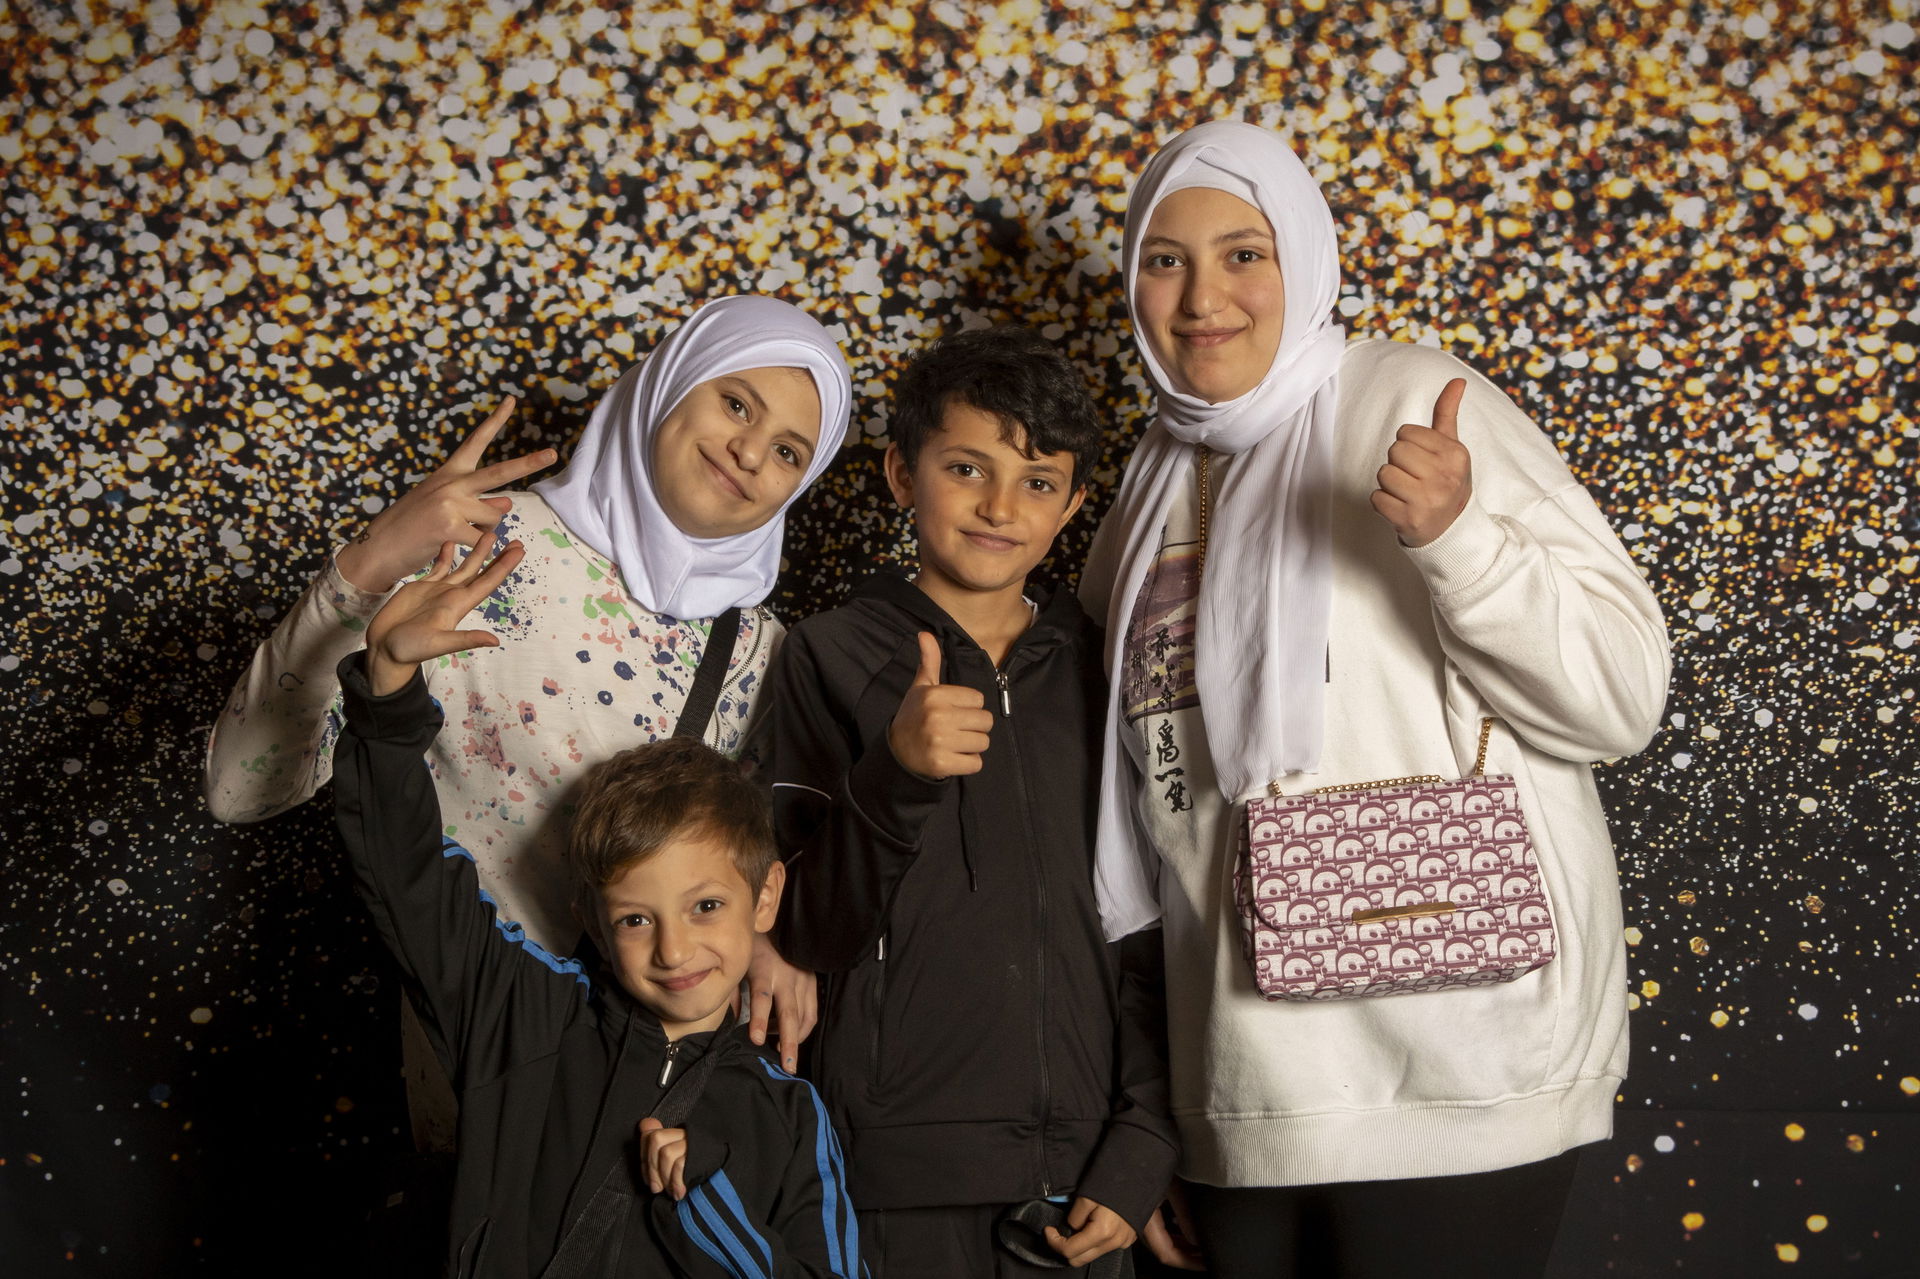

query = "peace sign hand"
(336, 397), (556, 593)
(365, 532), (526, 696)
(1369, 377), (1472, 548)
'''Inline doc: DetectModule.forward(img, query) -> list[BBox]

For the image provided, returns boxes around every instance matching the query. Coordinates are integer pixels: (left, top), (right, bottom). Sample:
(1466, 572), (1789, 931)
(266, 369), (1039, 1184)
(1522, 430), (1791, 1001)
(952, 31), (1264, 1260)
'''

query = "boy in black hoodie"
(333, 535), (862, 1277)
(747, 327), (1179, 1276)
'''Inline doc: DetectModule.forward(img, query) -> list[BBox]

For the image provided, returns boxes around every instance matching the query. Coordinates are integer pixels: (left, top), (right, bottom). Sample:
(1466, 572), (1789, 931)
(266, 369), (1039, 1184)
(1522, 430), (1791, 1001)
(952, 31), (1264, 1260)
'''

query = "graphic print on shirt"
(1122, 522), (1201, 815)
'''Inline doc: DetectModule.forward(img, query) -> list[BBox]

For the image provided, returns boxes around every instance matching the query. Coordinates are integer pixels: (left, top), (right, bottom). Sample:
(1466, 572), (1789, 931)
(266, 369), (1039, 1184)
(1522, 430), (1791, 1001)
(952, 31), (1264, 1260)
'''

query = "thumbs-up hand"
(1370, 377), (1473, 548)
(887, 632), (995, 780)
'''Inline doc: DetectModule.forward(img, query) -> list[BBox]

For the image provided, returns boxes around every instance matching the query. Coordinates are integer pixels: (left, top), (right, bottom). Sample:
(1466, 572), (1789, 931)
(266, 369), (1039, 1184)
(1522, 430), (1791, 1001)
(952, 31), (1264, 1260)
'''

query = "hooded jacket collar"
(848, 570), (1084, 663)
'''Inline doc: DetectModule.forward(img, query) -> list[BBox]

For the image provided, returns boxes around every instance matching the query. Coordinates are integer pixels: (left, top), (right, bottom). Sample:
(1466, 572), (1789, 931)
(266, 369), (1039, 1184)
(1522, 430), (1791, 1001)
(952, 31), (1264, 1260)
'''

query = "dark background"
(3, 1), (1915, 1273)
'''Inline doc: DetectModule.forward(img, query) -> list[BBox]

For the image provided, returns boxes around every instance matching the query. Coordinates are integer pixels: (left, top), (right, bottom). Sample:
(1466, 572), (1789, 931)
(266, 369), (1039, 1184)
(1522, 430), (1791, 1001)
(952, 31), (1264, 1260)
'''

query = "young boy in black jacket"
(333, 536), (862, 1278)
(747, 327), (1178, 1276)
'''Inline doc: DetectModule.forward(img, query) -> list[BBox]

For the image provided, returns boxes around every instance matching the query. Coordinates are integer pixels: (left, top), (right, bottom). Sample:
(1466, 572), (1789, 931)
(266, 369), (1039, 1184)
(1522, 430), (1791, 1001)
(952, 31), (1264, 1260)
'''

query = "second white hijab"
(534, 295), (852, 620)
(1082, 121), (1345, 939)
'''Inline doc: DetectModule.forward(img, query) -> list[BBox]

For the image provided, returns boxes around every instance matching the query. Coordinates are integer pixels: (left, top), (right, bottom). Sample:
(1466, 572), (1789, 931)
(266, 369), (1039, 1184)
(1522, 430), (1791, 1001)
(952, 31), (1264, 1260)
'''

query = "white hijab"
(535, 296), (852, 620)
(1081, 121), (1346, 939)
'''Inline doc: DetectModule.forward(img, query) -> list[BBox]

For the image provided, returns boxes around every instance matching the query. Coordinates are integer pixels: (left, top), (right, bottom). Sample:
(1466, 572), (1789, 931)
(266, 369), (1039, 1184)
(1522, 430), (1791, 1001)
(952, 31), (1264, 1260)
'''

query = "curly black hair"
(890, 324), (1102, 490)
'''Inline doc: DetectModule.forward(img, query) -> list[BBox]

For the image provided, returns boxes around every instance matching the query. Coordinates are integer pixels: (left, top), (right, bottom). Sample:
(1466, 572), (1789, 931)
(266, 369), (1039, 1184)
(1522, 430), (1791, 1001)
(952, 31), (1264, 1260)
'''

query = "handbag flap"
(1244, 774), (1547, 935)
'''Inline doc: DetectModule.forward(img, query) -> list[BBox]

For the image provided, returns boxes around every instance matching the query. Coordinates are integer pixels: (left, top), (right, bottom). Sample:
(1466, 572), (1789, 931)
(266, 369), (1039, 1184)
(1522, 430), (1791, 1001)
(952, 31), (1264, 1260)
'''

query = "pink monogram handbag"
(1235, 718), (1557, 1001)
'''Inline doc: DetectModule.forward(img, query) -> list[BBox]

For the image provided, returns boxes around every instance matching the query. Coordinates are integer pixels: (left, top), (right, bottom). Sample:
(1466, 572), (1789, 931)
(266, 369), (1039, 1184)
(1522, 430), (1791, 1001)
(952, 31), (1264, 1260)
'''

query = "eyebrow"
(1142, 227), (1275, 250)
(942, 443), (1071, 480)
(603, 880), (733, 910)
(717, 375), (768, 419)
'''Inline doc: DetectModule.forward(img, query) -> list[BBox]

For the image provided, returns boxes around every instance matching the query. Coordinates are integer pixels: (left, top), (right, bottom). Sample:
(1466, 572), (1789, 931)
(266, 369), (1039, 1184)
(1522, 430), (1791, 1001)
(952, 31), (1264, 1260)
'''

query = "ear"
(1055, 483), (1090, 533)
(753, 860), (787, 934)
(882, 443), (915, 509)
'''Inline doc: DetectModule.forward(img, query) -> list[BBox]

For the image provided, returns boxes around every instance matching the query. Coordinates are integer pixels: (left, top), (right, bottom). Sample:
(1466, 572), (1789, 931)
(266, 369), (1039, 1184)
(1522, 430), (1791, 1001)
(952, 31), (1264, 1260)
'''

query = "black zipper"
(658, 1039), (680, 1087)
(996, 646), (1053, 1196)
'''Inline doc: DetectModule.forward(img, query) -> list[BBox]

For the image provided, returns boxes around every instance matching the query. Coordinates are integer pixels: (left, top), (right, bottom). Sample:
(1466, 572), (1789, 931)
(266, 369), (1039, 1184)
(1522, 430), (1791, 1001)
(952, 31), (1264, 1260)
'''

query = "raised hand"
(637, 1117), (690, 1200)
(886, 632), (994, 780)
(365, 532), (526, 696)
(746, 932), (818, 1074)
(1369, 377), (1472, 548)
(336, 397), (555, 593)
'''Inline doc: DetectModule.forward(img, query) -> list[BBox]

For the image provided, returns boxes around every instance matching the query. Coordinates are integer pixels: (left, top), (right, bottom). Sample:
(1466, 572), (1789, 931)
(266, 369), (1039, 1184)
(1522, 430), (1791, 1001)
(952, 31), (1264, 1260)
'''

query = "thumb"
(638, 1117), (664, 1135)
(913, 631), (943, 688)
(1067, 1196), (1095, 1230)
(1430, 377), (1466, 440)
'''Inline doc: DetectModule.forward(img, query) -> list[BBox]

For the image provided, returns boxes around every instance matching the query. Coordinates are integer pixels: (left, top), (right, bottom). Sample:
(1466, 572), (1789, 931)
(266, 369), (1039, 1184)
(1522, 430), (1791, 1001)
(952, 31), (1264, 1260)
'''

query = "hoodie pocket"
(866, 933), (888, 1092)
(455, 1216), (491, 1278)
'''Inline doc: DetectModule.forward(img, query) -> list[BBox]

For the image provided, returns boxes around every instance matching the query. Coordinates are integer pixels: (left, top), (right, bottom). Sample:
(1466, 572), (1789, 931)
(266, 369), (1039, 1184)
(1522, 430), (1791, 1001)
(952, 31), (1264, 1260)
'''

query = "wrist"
(366, 646), (417, 697)
(335, 538), (403, 594)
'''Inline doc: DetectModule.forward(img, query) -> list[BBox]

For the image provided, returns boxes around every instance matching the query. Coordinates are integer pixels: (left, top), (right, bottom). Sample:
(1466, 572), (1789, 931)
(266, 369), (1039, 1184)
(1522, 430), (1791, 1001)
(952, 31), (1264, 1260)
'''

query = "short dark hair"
(567, 737), (776, 901)
(891, 325), (1102, 489)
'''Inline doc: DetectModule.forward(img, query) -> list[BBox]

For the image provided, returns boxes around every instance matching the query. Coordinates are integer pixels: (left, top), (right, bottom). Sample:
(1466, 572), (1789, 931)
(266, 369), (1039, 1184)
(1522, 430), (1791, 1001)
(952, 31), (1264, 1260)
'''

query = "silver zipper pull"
(995, 669), (1011, 715)
(658, 1040), (680, 1087)
(877, 933), (887, 962)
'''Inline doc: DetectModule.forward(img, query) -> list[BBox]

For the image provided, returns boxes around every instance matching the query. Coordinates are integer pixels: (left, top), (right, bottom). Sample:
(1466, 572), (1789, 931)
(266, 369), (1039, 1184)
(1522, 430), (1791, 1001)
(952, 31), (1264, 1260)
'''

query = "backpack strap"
(538, 1037), (728, 1278)
(672, 607), (742, 743)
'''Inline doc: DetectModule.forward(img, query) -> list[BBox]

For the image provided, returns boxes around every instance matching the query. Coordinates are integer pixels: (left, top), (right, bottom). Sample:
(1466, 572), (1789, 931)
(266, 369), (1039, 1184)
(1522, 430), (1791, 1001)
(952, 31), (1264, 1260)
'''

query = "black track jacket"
(746, 574), (1176, 1229)
(333, 655), (864, 1278)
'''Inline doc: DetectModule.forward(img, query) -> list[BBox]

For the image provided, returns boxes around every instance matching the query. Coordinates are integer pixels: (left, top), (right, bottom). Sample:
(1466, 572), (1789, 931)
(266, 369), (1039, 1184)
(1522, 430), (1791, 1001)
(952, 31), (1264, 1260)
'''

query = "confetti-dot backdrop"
(4, 0), (1916, 1273)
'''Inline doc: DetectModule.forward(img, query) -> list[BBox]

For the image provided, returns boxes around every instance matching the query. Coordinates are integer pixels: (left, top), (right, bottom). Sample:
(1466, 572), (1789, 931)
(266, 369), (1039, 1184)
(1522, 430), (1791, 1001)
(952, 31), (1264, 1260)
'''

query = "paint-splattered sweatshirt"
(205, 491), (779, 952)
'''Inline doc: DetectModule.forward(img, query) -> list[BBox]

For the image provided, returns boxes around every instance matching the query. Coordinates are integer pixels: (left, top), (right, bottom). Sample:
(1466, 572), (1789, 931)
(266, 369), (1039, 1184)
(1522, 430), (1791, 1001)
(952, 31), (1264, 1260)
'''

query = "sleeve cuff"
(1075, 1122), (1179, 1233)
(321, 547), (403, 622)
(844, 739), (949, 847)
(1400, 494), (1507, 599)
(336, 652), (441, 743)
(679, 1117), (731, 1189)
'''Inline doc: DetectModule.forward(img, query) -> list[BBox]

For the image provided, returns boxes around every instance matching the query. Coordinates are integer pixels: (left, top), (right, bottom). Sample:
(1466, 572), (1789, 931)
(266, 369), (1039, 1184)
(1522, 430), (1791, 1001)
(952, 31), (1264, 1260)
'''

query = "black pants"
(859, 1203), (1138, 1279)
(1183, 1147), (1583, 1279)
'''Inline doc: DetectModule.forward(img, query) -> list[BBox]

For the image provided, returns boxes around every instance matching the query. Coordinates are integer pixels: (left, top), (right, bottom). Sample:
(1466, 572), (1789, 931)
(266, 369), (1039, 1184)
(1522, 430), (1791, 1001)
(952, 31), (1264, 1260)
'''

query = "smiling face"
(651, 366), (824, 539)
(885, 398), (1087, 613)
(1132, 186), (1288, 404)
(587, 829), (784, 1039)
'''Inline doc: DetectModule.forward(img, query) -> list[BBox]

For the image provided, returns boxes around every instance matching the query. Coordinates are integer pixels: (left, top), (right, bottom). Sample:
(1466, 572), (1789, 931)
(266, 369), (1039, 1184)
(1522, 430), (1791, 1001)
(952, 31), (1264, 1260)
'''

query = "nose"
(653, 918), (694, 971)
(1181, 262), (1224, 318)
(727, 424), (768, 474)
(977, 477), (1017, 527)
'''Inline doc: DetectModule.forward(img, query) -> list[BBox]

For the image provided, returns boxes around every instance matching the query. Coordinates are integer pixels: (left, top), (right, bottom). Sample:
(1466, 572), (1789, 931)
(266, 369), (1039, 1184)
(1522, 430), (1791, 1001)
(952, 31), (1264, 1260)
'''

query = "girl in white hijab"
(207, 295), (851, 1101)
(1082, 122), (1670, 1277)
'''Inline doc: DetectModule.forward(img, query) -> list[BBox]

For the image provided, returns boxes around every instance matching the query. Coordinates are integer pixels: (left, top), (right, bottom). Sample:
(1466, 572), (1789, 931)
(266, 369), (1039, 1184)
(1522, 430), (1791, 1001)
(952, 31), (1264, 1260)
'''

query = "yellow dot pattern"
(1, 0), (1914, 1268)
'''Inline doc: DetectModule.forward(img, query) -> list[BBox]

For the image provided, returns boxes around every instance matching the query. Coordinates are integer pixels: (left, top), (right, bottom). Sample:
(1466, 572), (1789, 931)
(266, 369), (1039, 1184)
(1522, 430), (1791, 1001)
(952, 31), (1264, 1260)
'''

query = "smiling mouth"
(962, 531), (1020, 552)
(700, 450), (751, 502)
(1173, 327), (1244, 348)
(654, 969), (713, 993)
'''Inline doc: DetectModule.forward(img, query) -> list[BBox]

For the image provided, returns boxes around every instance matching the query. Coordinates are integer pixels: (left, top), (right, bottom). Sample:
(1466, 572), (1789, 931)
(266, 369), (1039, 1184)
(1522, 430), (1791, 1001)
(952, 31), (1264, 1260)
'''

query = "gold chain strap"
(1471, 716), (1495, 777)
(1195, 445), (1211, 583)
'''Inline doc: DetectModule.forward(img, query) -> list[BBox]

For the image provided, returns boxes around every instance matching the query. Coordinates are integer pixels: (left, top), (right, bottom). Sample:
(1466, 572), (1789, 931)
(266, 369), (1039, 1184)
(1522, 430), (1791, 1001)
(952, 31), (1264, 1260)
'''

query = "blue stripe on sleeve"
(756, 1056), (859, 1272)
(676, 1195), (736, 1274)
(440, 836), (590, 989)
(686, 1183), (770, 1279)
(708, 1170), (775, 1273)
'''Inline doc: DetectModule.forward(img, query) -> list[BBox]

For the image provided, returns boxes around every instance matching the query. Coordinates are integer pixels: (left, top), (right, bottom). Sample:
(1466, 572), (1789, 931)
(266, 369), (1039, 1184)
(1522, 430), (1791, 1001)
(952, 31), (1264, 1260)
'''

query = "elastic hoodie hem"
(1177, 1073), (1619, 1188)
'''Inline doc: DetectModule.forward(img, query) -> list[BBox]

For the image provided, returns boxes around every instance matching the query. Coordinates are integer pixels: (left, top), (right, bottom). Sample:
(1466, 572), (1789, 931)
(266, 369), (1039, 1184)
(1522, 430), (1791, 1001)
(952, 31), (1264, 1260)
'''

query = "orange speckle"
(1682, 1212), (1705, 1231)
(1807, 1216), (1828, 1233)
(1776, 1242), (1800, 1262)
